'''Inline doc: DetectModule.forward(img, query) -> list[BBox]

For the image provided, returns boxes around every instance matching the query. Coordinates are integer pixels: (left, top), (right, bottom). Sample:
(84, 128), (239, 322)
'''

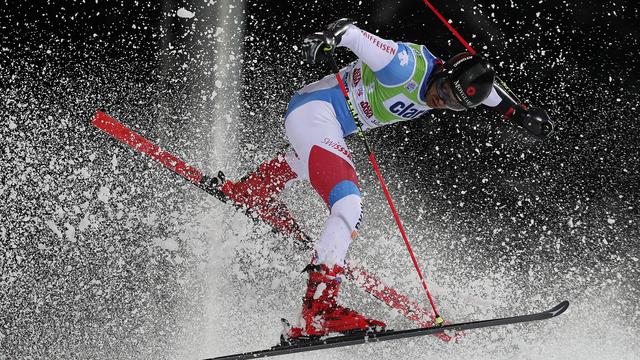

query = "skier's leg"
(308, 146), (361, 267)
(285, 98), (360, 266)
(284, 96), (385, 337)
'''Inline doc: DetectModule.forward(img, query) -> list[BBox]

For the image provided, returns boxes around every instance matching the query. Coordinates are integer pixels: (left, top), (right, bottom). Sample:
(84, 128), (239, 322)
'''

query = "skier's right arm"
(303, 19), (410, 84)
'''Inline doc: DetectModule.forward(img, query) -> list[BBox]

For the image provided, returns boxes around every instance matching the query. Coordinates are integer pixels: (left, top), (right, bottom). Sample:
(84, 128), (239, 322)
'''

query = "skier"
(214, 19), (554, 340)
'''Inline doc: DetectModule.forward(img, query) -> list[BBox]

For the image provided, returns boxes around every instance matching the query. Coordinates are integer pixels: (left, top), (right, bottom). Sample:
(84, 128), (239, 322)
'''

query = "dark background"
(1, 0), (638, 358)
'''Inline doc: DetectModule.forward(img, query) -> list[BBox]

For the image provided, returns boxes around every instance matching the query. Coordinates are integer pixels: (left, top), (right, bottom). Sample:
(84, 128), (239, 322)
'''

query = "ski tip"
(90, 109), (113, 127)
(548, 300), (569, 317)
(92, 108), (107, 117)
(90, 110), (102, 124)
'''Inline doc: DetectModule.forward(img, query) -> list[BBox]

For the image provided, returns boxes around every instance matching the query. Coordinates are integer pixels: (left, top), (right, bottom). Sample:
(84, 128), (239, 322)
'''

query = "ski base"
(207, 301), (569, 359)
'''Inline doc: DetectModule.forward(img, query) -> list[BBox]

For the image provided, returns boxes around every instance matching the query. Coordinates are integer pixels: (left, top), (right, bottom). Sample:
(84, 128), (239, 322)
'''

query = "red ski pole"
(420, 0), (476, 54)
(326, 55), (444, 326)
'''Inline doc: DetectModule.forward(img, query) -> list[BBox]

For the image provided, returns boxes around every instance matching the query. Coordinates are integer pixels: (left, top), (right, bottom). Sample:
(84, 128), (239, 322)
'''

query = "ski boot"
(203, 155), (309, 242)
(282, 264), (386, 344)
(200, 170), (228, 201)
(219, 154), (297, 209)
(200, 154), (295, 205)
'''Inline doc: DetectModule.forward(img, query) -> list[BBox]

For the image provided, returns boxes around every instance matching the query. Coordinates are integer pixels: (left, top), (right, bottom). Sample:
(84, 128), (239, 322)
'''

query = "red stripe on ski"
(91, 110), (458, 342)
(91, 110), (204, 184)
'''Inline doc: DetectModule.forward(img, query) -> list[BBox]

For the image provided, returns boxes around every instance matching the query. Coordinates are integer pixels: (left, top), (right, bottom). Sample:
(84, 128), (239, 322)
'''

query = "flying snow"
(177, 7), (195, 19)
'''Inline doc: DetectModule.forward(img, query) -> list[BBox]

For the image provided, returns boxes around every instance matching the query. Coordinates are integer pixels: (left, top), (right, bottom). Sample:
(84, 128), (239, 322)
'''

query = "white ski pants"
(284, 72), (361, 267)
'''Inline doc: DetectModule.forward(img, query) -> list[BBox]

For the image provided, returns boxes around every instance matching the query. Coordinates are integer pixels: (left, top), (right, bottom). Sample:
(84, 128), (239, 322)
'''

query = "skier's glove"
(301, 19), (354, 65)
(511, 105), (554, 139)
(302, 31), (336, 64)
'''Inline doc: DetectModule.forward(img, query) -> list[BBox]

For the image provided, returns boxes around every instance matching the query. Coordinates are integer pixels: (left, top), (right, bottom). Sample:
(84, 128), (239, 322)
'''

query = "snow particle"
(177, 8), (195, 19)
(153, 237), (180, 252)
(79, 212), (91, 232)
(78, 167), (90, 179)
(97, 186), (111, 203)
(45, 220), (63, 238)
(64, 222), (76, 242)
(111, 154), (118, 171)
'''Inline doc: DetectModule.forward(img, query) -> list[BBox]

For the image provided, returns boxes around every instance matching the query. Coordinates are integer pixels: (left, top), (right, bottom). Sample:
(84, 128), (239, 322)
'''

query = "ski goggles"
(433, 77), (466, 111)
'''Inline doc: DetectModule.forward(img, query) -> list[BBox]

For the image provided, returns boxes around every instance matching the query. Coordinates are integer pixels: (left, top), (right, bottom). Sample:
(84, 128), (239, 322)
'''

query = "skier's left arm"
(481, 77), (555, 139)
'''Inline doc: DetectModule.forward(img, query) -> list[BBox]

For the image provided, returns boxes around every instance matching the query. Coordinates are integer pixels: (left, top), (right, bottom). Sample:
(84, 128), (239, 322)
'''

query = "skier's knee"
(330, 193), (362, 233)
(328, 180), (360, 208)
